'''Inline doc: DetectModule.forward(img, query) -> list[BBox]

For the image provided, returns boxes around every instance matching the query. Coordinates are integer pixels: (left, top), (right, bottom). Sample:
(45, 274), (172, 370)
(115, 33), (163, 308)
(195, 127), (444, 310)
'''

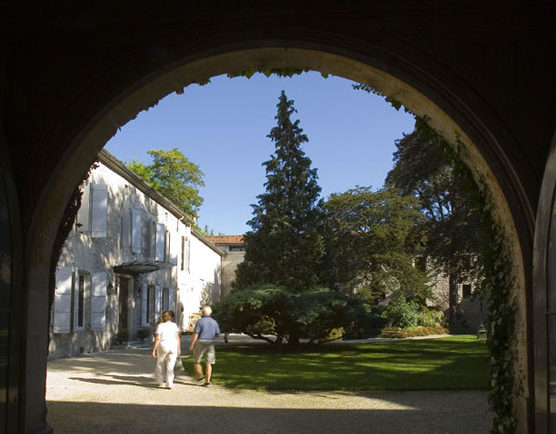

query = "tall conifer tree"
(234, 91), (324, 291)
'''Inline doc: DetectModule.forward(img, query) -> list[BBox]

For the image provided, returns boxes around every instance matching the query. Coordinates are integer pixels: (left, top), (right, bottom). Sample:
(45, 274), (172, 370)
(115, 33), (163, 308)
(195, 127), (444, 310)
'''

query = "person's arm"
(152, 333), (160, 358)
(189, 332), (199, 352)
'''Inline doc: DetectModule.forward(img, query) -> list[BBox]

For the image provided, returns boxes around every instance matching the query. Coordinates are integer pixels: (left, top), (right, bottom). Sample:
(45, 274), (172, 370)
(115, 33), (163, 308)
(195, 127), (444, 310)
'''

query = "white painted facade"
(49, 150), (222, 358)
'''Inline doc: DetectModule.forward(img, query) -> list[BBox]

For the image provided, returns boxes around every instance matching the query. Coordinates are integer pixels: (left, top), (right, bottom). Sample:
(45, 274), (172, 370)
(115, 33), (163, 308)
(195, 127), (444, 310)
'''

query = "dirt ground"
(46, 337), (491, 434)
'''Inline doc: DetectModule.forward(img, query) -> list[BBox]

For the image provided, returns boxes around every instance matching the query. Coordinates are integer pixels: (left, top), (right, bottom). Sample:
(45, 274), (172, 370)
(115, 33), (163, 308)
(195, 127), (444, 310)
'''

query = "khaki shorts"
(193, 339), (216, 364)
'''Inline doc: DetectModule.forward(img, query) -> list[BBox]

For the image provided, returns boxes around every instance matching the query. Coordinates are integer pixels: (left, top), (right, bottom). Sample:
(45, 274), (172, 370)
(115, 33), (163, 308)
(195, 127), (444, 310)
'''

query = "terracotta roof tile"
(206, 235), (244, 245)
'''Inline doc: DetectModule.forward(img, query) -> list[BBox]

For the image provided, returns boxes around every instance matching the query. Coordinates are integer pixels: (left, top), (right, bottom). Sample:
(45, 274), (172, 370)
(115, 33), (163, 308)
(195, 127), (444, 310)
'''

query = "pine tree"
(234, 91), (324, 292)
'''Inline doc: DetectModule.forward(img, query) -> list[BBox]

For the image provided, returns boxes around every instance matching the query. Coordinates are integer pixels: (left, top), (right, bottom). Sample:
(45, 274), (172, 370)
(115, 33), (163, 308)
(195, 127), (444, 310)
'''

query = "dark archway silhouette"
(1, 4), (554, 432)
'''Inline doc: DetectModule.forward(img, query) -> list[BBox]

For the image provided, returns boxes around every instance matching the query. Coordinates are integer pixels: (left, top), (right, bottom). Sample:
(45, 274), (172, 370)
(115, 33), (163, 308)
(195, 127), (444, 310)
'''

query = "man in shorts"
(188, 305), (220, 387)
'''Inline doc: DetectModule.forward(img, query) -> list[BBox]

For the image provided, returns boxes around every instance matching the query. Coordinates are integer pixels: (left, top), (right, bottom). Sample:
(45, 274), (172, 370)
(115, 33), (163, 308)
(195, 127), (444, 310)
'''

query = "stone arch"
(24, 44), (532, 432)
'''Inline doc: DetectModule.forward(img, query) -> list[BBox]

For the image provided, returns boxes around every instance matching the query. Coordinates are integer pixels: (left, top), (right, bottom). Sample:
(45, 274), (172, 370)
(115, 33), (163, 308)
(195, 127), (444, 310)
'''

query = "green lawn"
(184, 335), (488, 391)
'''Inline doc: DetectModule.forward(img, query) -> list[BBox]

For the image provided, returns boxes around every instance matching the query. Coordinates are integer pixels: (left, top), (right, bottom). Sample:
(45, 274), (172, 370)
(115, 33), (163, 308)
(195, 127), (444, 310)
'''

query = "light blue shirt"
(194, 316), (220, 340)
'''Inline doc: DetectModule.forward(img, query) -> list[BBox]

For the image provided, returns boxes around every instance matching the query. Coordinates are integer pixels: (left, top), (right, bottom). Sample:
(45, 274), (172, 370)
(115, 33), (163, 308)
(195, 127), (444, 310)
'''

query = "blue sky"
(104, 72), (415, 234)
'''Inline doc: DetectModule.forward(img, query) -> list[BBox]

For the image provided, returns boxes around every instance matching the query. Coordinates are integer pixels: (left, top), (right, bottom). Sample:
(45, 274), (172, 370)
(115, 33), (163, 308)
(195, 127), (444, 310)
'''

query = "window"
(155, 285), (162, 319)
(150, 220), (156, 259)
(142, 214), (149, 257)
(54, 267), (90, 333)
(74, 273), (87, 330)
(165, 230), (170, 262)
(120, 201), (130, 251)
(185, 237), (190, 272)
(462, 284), (472, 298)
(162, 288), (169, 311)
(140, 281), (148, 327)
(147, 285), (157, 325)
(181, 236), (185, 271)
(414, 256), (427, 271)
(229, 246), (245, 252)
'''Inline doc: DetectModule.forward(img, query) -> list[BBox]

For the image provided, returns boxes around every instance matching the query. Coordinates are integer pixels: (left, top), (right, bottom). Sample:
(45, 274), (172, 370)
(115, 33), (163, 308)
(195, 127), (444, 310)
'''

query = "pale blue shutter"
(91, 184), (108, 238)
(76, 183), (90, 233)
(169, 288), (176, 312)
(53, 266), (73, 333)
(155, 223), (165, 261)
(131, 208), (142, 253)
(155, 285), (162, 319)
(170, 232), (178, 265)
(91, 272), (107, 331)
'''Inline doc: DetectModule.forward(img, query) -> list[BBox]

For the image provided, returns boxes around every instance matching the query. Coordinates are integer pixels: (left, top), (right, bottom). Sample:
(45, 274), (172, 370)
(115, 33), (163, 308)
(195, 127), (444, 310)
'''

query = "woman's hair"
(161, 310), (172, 322)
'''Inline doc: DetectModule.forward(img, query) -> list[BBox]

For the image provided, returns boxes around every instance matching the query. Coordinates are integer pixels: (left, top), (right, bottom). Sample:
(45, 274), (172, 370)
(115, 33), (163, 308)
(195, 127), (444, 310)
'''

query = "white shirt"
(155, 321), (179, 348)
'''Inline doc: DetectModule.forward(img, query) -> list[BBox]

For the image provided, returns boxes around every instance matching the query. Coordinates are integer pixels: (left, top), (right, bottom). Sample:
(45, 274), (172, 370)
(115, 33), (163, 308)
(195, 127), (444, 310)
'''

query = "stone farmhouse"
(49, 150), (223, 359)
(206, 235), (245, 297)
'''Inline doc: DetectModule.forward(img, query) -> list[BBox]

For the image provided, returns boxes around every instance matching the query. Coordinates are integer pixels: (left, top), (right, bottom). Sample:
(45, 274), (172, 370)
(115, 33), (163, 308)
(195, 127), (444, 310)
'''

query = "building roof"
(206, 235), (244, 245)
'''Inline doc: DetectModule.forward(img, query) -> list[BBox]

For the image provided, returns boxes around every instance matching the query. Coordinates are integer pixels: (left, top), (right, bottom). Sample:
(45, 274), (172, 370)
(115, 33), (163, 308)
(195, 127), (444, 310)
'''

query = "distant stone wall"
(221, 251), (245, 296)
(427, 270), (487, 332)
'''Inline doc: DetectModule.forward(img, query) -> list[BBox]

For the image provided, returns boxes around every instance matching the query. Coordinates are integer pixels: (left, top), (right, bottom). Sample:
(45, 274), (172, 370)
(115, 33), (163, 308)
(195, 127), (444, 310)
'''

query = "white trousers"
(155, 344), (178, 387)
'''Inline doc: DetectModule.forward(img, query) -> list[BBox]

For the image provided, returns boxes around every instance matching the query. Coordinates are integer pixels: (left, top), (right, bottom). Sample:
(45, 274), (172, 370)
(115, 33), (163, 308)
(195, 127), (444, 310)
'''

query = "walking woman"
(152, 310), (181, 389)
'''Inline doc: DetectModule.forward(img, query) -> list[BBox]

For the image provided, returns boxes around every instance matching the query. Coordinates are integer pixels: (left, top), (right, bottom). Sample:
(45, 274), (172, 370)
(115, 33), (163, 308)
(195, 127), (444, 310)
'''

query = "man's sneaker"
(202, 382), (211, 387)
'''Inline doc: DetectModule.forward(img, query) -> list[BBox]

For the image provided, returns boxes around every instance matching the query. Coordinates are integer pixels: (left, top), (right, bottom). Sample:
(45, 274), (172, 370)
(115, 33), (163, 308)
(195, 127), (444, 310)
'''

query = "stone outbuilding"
(206, 235), (245, 297)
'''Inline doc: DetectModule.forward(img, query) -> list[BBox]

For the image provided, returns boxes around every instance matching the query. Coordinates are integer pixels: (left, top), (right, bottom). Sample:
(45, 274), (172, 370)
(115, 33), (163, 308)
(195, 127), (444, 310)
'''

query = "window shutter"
(91, 272), (107, 331)
(120, 201), (130, 250)
(186, 237), (191, 273)
(91, 184), (108, 238)
(150, 220), (156, 259)
(76, 183), (90, 232)
(169, 288), (176, 312)
(155, 223), (165, 261)
(53, 266), (73, 333)
(169, 232), (178, 266)
(155, 285), (162, 319)
(131, 208), (142, 253)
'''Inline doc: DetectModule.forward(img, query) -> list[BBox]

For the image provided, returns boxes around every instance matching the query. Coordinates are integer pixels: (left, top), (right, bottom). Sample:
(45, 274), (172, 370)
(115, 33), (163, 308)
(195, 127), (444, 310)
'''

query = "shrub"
(114, 329), (129, 344)
(137, 326), (152, 341)
(214, 284), (385, 344)
(382, 295), (421, 328)
(418, 308), (445, 328)
(382, 296), (445, 330)
(343, 302), (386, 339)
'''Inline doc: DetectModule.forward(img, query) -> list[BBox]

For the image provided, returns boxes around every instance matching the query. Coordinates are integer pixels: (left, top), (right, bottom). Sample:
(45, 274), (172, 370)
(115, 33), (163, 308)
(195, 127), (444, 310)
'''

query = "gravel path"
(46, 340), (491, 434)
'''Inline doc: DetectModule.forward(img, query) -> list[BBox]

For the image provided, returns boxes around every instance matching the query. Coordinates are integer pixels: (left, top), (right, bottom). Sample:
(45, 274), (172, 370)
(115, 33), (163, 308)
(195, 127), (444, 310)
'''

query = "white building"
(49, 150), (223, 359)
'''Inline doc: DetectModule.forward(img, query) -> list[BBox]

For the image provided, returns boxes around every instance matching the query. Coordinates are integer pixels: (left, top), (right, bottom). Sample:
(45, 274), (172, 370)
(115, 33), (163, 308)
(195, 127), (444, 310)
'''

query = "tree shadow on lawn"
(47, 399), (491, 434)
